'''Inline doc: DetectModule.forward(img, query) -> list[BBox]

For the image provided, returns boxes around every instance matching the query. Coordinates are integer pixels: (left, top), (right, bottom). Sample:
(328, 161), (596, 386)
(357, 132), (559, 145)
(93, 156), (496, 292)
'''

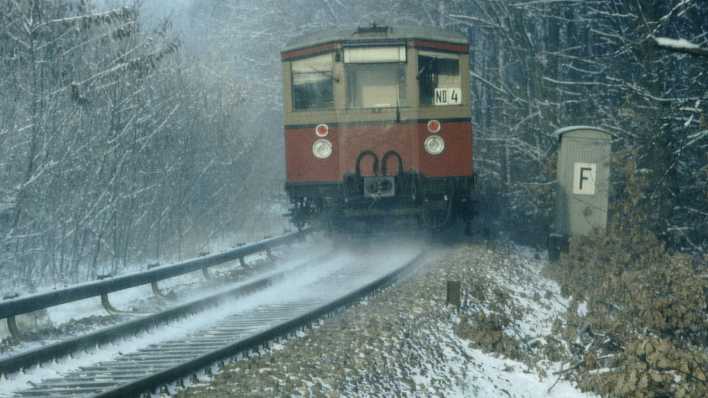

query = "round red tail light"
(427, 119), (441, 133)
(315, 123), (329, 137)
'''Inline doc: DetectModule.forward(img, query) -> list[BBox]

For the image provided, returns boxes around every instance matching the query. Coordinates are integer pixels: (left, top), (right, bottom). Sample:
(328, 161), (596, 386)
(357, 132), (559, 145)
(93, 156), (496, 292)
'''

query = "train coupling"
(363, 176), (395, 198)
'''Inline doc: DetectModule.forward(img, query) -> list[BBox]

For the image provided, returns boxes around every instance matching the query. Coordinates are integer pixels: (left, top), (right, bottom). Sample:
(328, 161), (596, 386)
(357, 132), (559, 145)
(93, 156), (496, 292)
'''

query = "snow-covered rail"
(0, 230), (311, 339)
(7, 246), (423, 398)
(0, 250), (331, 376)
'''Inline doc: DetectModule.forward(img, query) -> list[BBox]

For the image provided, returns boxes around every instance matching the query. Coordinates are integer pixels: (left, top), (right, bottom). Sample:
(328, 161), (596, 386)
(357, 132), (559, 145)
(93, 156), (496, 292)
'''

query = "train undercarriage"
(286, 173), (476, 234)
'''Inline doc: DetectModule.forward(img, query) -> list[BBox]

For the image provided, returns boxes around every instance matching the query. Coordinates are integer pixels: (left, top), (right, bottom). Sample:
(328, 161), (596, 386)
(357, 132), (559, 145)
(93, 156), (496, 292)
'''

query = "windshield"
(344, 46), (407, 108)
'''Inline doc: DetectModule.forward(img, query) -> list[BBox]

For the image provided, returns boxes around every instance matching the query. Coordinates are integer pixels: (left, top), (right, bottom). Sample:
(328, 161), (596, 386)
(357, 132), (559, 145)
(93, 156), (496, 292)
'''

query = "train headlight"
(424, 135), (445, 155)
(312, 138), (333, 159)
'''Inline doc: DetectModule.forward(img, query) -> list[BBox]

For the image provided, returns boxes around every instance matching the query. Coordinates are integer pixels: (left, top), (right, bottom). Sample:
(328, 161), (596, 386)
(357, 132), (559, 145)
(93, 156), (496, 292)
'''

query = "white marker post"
(549, 127), (611, 261)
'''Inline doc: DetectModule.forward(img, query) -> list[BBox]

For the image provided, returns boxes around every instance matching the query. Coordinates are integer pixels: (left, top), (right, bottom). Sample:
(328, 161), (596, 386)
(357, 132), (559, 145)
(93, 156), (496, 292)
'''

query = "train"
(281, 24), (476, 233)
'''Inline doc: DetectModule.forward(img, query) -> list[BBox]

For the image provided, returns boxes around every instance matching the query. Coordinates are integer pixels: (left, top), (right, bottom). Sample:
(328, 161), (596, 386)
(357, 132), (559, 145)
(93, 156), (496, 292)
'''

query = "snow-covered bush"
(543, 154), (708, 397)
(549, 227), (707, 397)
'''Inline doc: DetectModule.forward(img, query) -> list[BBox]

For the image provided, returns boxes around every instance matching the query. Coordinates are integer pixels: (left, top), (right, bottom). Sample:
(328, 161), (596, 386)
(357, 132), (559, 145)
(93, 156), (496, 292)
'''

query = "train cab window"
(344, 46), (407, 109)
(291, 53), (334, 110)
(418, 51), (461, 106)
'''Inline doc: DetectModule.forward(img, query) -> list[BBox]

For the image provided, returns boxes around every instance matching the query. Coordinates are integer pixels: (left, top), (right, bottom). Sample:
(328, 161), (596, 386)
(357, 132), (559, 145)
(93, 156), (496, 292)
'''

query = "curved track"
(0, 249), (332, 377)
(4, 244), (423, 398)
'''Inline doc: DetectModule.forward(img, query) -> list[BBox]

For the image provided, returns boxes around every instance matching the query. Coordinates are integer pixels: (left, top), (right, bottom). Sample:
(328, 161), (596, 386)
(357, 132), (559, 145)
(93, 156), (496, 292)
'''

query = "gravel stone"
(178, 241), (587, 397)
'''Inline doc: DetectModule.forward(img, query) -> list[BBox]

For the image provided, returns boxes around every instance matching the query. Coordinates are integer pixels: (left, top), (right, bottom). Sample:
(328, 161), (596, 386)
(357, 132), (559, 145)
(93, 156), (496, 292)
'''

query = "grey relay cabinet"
(549, 126), (612, 260)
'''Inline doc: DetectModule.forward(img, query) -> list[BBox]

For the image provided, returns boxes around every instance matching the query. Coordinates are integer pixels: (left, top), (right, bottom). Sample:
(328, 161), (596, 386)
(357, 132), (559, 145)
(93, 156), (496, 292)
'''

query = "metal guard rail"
(0, 230), (310, 321)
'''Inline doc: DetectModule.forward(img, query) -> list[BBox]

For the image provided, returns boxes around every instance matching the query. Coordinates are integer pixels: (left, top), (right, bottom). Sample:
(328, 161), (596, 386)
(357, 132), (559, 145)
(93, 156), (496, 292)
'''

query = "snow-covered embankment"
(178, 241), (595, 397)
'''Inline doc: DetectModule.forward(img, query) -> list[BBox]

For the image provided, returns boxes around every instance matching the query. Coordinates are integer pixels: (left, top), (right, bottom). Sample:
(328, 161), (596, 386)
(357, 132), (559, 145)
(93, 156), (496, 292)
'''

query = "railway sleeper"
(115, 356), (198, 365)
(138, 347), (212, 354)
(26, 380), (119, 389)
(159, 342), (226, 349)
(122, 353), (205, 362)
(80, 364), (167, 373)
(59, 373), (152, 381)
(18, 387), (106, 397)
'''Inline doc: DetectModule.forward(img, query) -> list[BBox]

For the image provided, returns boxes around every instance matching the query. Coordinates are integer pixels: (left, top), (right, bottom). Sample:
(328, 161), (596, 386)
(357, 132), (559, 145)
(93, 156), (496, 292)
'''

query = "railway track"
(0, 250), (330, 377)
(2, 243), (423, 397)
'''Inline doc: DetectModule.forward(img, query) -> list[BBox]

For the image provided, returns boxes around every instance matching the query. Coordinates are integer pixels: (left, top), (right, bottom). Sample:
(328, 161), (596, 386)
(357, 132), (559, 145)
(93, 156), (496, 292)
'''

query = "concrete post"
(549, 126), (612, 260)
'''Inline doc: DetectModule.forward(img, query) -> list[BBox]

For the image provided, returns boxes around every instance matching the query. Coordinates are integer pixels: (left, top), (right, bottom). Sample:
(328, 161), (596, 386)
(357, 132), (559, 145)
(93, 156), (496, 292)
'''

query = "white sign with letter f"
(573, 162), (596, 195)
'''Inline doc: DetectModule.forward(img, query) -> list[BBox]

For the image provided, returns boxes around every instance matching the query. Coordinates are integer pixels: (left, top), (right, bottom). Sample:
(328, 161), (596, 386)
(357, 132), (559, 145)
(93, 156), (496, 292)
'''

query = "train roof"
(283, 25), (468, 53)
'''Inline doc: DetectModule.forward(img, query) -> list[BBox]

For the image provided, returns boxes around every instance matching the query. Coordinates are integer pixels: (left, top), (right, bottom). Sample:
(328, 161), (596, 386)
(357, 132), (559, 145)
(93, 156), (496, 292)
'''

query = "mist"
(1, 0), (705, 293)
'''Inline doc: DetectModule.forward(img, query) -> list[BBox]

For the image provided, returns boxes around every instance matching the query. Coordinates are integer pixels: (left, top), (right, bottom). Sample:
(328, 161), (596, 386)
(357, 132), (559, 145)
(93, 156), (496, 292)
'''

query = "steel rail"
(0, 230), (309, 321)
(94, 252), (423, 398)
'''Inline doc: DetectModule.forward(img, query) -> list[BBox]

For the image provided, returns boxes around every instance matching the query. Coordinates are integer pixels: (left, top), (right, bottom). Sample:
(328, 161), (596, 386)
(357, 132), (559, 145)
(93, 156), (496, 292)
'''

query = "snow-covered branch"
(653, 36), (708, 58)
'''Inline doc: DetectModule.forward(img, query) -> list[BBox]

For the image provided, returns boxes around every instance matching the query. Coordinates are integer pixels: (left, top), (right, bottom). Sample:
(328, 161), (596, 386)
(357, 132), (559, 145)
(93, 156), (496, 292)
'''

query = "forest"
(0, 0), (706, 289)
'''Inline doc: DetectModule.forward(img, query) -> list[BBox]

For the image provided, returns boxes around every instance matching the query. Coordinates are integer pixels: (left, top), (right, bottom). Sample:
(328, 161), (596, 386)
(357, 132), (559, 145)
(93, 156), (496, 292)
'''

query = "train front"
(282, 26), (475, 232)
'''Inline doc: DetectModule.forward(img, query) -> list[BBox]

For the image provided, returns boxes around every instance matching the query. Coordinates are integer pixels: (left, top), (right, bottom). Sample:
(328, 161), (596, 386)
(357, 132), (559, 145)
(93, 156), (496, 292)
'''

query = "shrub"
(549, 228), (708, 397)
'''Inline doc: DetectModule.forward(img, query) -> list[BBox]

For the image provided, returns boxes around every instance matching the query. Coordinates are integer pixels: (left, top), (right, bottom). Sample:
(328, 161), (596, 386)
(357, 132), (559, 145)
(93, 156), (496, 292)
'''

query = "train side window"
(418, 51), (461, 106)
(344, 46), (407, 109)
(291, 53), (334, 111)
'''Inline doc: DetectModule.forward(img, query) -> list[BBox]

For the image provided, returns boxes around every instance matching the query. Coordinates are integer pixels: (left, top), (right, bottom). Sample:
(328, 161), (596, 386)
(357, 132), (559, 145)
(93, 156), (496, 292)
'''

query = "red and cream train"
(281, 25), (476, 232)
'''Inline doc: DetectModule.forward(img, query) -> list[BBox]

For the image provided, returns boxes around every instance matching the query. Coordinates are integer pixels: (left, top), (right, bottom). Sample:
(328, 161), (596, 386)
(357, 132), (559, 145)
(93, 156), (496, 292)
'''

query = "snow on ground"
(178, 239), (595, 398)
(3, 238), (596, 397)
(438, 320), (587, 398)
(488, 246), (568, 338)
